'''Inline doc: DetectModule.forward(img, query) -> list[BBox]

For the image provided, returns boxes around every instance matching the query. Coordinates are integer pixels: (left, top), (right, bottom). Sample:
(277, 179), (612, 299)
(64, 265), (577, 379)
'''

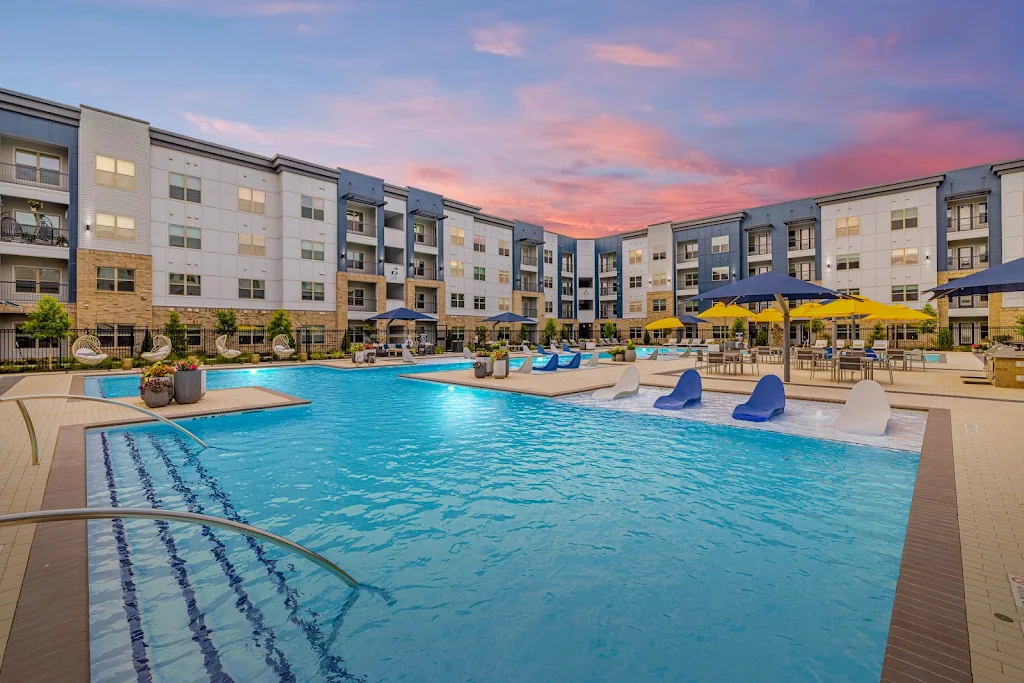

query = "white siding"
(1002, 171), (1024, 307)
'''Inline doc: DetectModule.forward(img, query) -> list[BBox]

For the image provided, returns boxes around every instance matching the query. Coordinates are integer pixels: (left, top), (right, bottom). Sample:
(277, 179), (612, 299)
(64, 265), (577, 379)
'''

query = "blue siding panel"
(936, 164), (1001, 270)
(336, 169), (385, 272)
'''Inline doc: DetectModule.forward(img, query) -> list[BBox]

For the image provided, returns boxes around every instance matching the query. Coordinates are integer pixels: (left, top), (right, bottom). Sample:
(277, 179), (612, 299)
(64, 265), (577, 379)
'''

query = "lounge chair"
(664, 335), (678, 346)
(549, 342), (559, 352)
(272, 334), (295, 359)
(563, 342), (573, 353)
(72, 335), (108, 366)
(654, 369), (702, 409)
(463, 348), (474, 359)
(518, 355), (534, 373)
(733, 375), (785, 422)
(851, 339), (866, 351)
(521, 343), (532, 353)
(872, 340), (889, 353)
(215, 335), (241, 360)
(559, 352), (581, 369)
(836, 380), (891, 436)
(644, 348), (659, 361)
(141, 335), (171, 363)
(592, 366), (640, 400)
(402, 347), (417, 364)
(812, 339), (828, 349)
(538, 345), (553, 355)
(584, 352), (599, 368)
(535, 353), (559, 371)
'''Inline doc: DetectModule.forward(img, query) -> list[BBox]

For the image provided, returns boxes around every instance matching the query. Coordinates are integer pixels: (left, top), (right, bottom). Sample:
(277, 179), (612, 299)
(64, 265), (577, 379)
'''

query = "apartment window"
(652, 272), (667, 286)
(544, 249), (553, 264)
(473, 235), (486, 253)
(473, 296), (486, 310)
(473, 266), (486, 282)
(748, 232), (771, 255)
(238, 278), (265, 300)
(301, 239), (325, 261)
(711, 266), (730, 281)
(629, 300), (643, 313)
(95, 155), (135, 191)
(629, 276), (642, 288)
(711, 235), (729, 254)
(627, 326), (642, 339)
(682, 299), (699, 313)
(749, 264), (771, 277)
(301, 281), (325, 301)
(836, 253), (860, 271)
(652, 298), (667, 312)
(449, 261), (465, 277)
(299, 326), (326, 344)
(836, 216), (860, 237)
(96, 267), (135, 292)
(790, 261), (814, 281)
(683, 272), (699, 287)
(347, 288), (364, 306)
(13, 266), (60, 295)
(498, 297), (511, 311)
(301, 195), (324, 221)
(652, 248), (667, 261)
(169, 224), (201, 250)
(891, 285), (919, 302)
(545, 301), (553, 313)
(237, 233), (266, 256)
(450, 227), (465, 246)
(15, 149), (61, 185)
(680, 242), (698, 260)
(498, 270), (510, 284)
(450, 293), (465, 309)
(169, 172), (201, 203)
(168, 273), (201, 296)
(346, 209), (364, 227)
(498, 240), (510, 257)
(95, 213), (136, 241)
(838, 288), (861, 296)
(891, 207), (918, 230)
(238, 186), (266, 215)
(629, 248), (643, 264)
(890, 247), (919, 266)
(544, 276), (554, 289)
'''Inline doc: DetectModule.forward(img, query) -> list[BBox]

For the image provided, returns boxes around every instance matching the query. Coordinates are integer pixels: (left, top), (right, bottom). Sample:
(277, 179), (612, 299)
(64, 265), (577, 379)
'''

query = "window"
(238, 278), (265, 299)
(682, 299), (699, 313)
(450, 293), (465, 309)
(301, 239), (325, 261)
(712, 266), (730, 281)
(498, 240), (510, 257)
(749, 264), (771, 277)
(652, 298), (667, 312)
(449, 326), (465, 342)
(579, 300), (593, 311)
(450, 227), (465, 246)
(838, 288), (860, 296)
(299, 326), (326, 344)
(891, 207), (918, 230)
(891, 285), (919, 302)
(301, 195), (324, 221)
(474, 235), (486, 253)
(748, 232), (771, 255)
(449, 261), (465, 277)
(473, 266), (486, 281)
(15, 149), (61, 186)
(544, 276), (554, 289)
(301, 281), (325, 301)
(95, 213), (136, 241)
(890, 247), (919, 266)
(711, 235), (729, 254)
(836, 253), (860, 271)
(169, 273), (201, 296)
(498, 297), (511, 311)
(238, 326), (266, 345)
(790, 261), (814, 281)
(680, 242), (698, 260)
(346, 209), (364, 228)
(169, 224), (201, 250)
(652, 248), (667, 261)
(498, 270), (510, 284)
(96, 267), (134, 292)
(629, 276), (642, 288)
(238, 186), (266, 215)
(13, 267), (60, 297)
(683, 272), (699, 287)
(545, 301), (553, 313)
(473, 296), (486, 310)
(629, 300), (643, 313)
(789, 226), (814, 249)
(93, 323), (135, 349)
(629, 248), (643, 264)
(237, 233), (266, 256)
(836, 216), (860, 237)
(544, 249), (553, 264)
(347, 288), (364, 307)
(95, 155), (135, 191)
(627, 326), (642, 339)
(652, 273), (667, 286)
(169, 172), (201, 203)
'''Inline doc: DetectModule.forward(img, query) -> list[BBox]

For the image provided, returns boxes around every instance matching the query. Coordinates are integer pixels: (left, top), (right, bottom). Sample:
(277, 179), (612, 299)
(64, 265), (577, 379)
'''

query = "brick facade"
(74, 249), (153, 328)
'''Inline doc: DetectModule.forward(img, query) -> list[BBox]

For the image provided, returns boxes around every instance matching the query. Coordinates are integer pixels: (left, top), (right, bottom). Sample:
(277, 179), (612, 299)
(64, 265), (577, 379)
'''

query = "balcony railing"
(947, 254), (988, 270)
(599, 288), (617, 297)
(0, 162), (70, 192)
(415, 232), (437, 247)
(748, 243), (772, 255)
(346, 299), (376, 311)
(560, 307), (574, 318)
(788, 239), (815, 251)
(0, 220), (70, 247)
(518, 281), (542, 293)
(949, 295), (989, 309)
(678, 279), (699, 289)
(522, 307), (538, 318)
(411, 266), (438, 280)
(414, 300), (438, 313)
(0, 281), (69, 303)
(599, 262), (617, 273)
(561, 262), (574, 272)
(521, 255), (538, 267)
(346, 259), (370, 273)
(600, 308), (618, 318)
(561, 288), (574, 297)
(948, 215), (988, 233)
(677, 249), (698, 262)
(347, 220), (377, 237)
(788, 269), (817, 281)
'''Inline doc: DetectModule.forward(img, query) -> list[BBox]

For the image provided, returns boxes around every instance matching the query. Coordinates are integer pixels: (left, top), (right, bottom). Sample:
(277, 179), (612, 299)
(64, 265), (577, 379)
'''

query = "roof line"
(814, 174), (946, 205)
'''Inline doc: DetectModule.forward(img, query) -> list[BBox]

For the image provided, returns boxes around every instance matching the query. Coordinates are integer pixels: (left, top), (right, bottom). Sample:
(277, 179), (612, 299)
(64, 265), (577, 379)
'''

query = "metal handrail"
(0, 394), (208, 466)
(0, 507), (358, 587)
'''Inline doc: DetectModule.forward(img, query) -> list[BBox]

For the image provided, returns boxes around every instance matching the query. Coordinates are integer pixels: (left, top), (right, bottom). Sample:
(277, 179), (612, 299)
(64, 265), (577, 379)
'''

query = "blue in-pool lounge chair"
(563, 341), (574, 353)
(535, 353), (559, 371)
(732, 375), (785, 422)
(654, 369), (702, 410)
(559, 352), (582, 369)
(538, 346), (553, 355)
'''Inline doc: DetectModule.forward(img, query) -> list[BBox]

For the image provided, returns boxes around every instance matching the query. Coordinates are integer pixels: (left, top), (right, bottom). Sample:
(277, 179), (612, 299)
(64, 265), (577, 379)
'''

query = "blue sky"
(4, 0), (1023, 235)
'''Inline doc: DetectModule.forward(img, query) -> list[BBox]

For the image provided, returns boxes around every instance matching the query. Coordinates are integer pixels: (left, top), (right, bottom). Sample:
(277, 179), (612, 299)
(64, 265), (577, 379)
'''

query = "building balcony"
(561, 289), (574, 298)
(949, 295), (988, 312)
(411, 266), (438, 280)
(599, 263), (617, 274)
(947, 216), (988, 234)
(0, 162), (69, 193)
(747, 244), (772, 256)
(414, 232), (437, 247)
(599, 288), (617, 298)
(0, 280), (69, 303)
(1, 219), (70, 248)
(788, 268), (817, 282)
(518, 281), (542, 293)
(560, 307), (574, 318)
(414, 300), (438, 313)
(947, 255), (988, 271)
(346, 259), (371, 273)
(676, 254), (698, 268)
(347, 220), (377, 238)
(561, 263), (574, 274)
(788, 239), (815, 252)
(522, 306), (538, 318)
(346, 299), (377, 312)
(521, 255), (539, 267)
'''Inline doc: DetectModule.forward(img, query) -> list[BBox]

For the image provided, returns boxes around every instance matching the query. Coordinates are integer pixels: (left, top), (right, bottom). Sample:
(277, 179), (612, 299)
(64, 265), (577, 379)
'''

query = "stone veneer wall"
(339, 272), (388, 337)
(74, 249), (153, 328)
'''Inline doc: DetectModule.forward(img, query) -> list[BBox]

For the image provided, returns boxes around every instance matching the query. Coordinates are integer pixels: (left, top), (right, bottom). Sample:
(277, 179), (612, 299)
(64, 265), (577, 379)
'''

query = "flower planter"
(120, 357), (133, 371)
(173, 369), (206, 404)
(584, 341), (596, 350)
(613, 353), (625, 362)
(625, 349), (637, 362)
(297, 352), (308, 362)
(493, 359), (509, 378)
(140, 377), (173, 409)
(250, 353), (260, 364)
(473, 362), (488, 378)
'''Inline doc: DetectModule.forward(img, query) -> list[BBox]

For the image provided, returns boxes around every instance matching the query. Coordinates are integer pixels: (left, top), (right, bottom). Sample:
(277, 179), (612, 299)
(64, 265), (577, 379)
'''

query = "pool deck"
(0, 354), (1023, 681)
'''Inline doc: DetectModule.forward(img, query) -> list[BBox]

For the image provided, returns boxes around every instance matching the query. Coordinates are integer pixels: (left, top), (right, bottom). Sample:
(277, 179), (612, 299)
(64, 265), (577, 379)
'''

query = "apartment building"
(1, 86), (1022, 354)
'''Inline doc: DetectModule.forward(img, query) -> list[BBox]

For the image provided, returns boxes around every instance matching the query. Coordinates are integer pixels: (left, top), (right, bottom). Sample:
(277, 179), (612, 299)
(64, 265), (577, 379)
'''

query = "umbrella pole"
(776, 294), (791, 383)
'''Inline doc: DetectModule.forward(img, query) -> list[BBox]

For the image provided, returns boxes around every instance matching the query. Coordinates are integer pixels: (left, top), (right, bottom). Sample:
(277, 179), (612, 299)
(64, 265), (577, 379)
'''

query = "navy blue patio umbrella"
(927, 255), (1024, 298)
(368, 307), (437, 344)
(481, 311), (536, 342)
(684, 271), (842, 382)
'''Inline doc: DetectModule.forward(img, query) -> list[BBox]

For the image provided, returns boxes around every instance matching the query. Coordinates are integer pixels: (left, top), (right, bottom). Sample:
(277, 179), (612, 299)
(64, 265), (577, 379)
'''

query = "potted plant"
(492, 348), (510, 378)
(121, 357), (134, 371)
(172, 356), (206, 404)
(583, 338), (596, 350)
(475, 350), (493, 375)
(140, 362), (174, 408)
(473, 359), (488, 378)
(609, 345), (626, 362)
(27, 199), (43, 213)
(624, 340), (637, 362)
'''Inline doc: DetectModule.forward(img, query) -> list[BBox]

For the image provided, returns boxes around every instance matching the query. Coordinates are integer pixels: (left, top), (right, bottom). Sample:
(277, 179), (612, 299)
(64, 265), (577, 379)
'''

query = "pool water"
(85, 365), (918, 682)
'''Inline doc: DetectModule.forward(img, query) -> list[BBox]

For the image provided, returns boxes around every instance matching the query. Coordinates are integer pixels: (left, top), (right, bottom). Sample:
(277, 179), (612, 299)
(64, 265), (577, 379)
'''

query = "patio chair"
(563, 342), (573, 353)
(872, 340), (889, 353)
(463, 348), (474, 359)
(559, 352), (582, 369)
(835, 354), (867, 382)
(215, 335), (241, 360)
(538, 345), (553, 355)
(272, 334), (295, 359)
(733, 375), (785, 422)
(518, 355), (535, 373)
(707, 351), (725, 373)
(535, 352), (559, 372)
(593, 366), (640, 400)
(836, 380), (891, 436)
(521, 343), (532, 354)
(654, 369), (702, 409)
(584, 352), (599, 368)
(644, 348), (659, 361)
(693, 349), (706, 370)
(740, 351), (759, 375)
(813, 339), (828, 349)
(141, 335), (172, 363)
(795, 348), (814, 371)
(905, 349), (926, 371)
(401, 347), (417, 364)
(851, 339), (866, 351)
(71, 335), (108, 366)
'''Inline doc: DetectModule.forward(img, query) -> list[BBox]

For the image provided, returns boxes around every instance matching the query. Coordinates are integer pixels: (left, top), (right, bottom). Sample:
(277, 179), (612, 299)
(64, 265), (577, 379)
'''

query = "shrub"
(936, 328), (954, 350)
(755, 327), (768, 346)
(626, 339), (636, 350)
(475, 325), (489, 344)
(643, 330), (651, 345)
(213, 309), (238, 338)
(919, 303), (938, 334)
(609, 345), (626, 356)
(731, 318), (745, 335)
(769, 324), (783, 346)
(266, 310), (294, 347)
(163, 311), (188, 358)
(867, 322), (886, 345)
(602, 321), (617, 339)
(1016, 314), (1024, 339)
(141, 329), (154, 353)
(809, 319), (825, 339)
(543, 318), (558, 345)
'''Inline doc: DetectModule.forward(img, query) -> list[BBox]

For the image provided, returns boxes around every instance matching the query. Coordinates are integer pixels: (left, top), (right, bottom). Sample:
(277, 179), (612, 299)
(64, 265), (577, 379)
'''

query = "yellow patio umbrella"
(804, 296), (893, 319)
(788, 301), (822, 318)
(861, 304), (934, 322)
(645, 317), (685, 330)
(697, 302), (754, 320)
(751, 308), (784, 324)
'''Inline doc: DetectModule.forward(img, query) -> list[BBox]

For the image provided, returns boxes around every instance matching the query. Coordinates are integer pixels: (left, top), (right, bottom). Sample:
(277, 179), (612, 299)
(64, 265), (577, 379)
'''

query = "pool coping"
(0, 403), (969, 682)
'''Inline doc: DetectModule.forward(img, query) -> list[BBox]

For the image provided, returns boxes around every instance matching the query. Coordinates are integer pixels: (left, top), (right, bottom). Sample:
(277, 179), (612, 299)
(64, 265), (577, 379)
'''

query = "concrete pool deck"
(0, 356), (1022, 680)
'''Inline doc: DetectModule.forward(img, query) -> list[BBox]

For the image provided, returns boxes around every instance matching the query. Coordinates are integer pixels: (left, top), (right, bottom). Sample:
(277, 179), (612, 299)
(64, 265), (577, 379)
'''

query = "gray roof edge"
(619, 228), (650, 239)
(150, 128), (274, 170)
(384, 183), (408, 198)
(671, 211), (747, 230)
(0, 87), (81, 126)
(337, 166), (386, 182)
(992, 158), (1024, 175)
(80, 103), (150, 126)
(444, 198), (482, 213)
(474, 212), (514, 228)
(271, 155), (339, 182)
(814, 174), (945, 205)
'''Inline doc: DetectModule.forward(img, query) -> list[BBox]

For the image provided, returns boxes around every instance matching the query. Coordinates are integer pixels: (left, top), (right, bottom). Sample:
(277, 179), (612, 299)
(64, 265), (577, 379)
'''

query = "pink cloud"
(472, 23), (527, 57)
(589, 43), (677, 68)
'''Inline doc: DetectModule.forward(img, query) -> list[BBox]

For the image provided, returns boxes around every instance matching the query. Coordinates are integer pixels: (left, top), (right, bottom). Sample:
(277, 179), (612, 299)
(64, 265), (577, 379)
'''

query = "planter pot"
(584, 341), (596, 351)
(121, 357), (133, 371)
(625, 349), (637, 362)
(297, 352), (308, 362)
(613, 353), (625, 362)
(140, 377), (173, 409)
(250, 353), (260, 364)
(474, 363), (488, 378)
(475, 357), (493, 374)
(493, 359), (509, 378)
(173, 369), (206, 404)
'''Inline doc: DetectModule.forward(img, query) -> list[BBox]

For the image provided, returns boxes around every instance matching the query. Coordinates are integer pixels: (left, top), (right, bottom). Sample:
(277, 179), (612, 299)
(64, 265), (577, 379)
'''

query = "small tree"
(21, 296), (71, 367)
(731, 318), (745, 336)
(755, 327), (769, 346)
(543, 318), (558, 345)
(867, 322), (886, 345)
(163, 311), (188, 358)
(919, 303), (938, 334)
(602, 321), (617, 339)
(213, 309), (238, 338)
(809, 319), (825, 342)
(1015, 314), (1024, 339)
(769, 323), (783, 346)
(517, 325), (529, 344)
(141, 329), (154, 353)
(643, 329), (651, 345)
(475, 324), (489, 345)
(936, 327), (954, 350)
(266, 309), (294, 347)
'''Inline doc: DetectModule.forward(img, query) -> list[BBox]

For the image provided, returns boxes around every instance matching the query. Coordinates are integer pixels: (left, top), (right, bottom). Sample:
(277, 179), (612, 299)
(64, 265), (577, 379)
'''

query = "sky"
(3, 0), (1024, 237)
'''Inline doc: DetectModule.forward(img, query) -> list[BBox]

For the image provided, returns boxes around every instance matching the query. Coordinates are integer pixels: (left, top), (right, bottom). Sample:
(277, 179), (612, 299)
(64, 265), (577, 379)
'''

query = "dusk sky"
(5, 0), (1023, 237)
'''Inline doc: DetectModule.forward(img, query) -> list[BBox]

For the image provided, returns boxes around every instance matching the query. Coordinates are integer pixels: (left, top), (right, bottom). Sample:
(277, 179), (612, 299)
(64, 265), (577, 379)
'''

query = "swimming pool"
(85, 365), (918, 682)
